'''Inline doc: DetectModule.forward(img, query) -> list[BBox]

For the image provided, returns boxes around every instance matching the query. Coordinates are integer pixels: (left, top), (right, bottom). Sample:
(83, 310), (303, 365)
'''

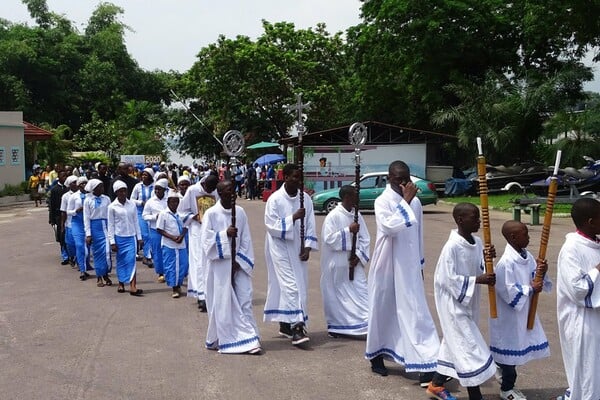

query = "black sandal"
(129, 289), (143, 296)
(104, 275), (113, 286)
(117, 284), (125, 293)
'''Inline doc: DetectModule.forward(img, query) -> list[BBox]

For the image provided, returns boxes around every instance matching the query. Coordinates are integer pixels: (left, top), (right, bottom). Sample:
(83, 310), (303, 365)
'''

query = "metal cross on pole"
(285, 93), (311, 256)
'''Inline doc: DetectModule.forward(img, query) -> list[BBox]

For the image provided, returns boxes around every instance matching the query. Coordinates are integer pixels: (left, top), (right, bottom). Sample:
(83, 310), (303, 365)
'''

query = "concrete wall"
(0, 111), (25, 188)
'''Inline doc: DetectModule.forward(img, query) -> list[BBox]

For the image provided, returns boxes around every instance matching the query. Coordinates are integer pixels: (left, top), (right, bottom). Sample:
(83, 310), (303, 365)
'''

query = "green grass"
(441, 193), (573, 215)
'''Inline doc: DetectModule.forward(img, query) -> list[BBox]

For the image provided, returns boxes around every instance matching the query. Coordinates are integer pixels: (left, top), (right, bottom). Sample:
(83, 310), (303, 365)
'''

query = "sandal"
(117, 284), (125, 293)
(104, 276), (113, 286)
(130, 289), (144, 297)
(97, 281), (105, 287)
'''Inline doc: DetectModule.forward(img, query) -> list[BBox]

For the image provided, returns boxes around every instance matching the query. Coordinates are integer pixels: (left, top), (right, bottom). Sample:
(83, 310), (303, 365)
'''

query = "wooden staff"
(476, 137), (498, 319)
(223, 130), (245, 286)
(348, 122), (367, 281)
(527, 150), (561, 329)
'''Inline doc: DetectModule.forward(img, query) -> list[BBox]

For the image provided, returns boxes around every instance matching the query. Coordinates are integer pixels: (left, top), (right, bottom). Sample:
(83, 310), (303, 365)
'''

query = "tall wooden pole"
(527, 150), (561, 329)
(348, 122), (367, 281)
(476, 137), (498, 319)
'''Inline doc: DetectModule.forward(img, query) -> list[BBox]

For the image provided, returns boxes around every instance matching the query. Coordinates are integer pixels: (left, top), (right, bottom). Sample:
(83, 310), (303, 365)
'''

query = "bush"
(0, 182), (28, 197)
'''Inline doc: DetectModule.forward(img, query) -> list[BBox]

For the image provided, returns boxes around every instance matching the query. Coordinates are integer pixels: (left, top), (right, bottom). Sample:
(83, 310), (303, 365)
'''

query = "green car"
(311, 171), (438, 214)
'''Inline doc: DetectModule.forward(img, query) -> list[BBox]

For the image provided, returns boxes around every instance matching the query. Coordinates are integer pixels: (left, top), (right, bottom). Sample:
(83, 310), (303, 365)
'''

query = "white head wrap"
(112, 180), (127, 193)
(168, 190), (182, 199)
(77, 176), (88, 186)
(65, 176), (78, 186)
(143, 168), (155, 178)
(155, 178), (169, 189)
(178, 175), (191, 184)
(84, 179), (102, 193)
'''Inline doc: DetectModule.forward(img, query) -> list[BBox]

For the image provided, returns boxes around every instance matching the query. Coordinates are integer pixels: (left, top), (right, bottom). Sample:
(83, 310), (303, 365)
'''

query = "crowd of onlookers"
(29, 158), (286, 205)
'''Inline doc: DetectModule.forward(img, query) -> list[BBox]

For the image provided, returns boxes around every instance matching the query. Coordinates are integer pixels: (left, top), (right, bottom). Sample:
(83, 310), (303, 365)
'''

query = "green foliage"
(0, 182), (28, 197)
(76, 151), (111, 165)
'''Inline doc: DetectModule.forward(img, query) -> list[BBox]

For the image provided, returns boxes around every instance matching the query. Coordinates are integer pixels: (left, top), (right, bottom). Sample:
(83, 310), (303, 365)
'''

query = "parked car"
(311, 171), (438, 214)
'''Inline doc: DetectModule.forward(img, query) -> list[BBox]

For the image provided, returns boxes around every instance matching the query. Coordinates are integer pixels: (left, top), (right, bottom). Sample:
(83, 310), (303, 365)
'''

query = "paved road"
(0, 200), (570, 400)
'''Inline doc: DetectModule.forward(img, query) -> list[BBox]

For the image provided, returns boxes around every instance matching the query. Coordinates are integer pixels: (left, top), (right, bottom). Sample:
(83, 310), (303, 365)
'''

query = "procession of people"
(43, 158), (600, 400)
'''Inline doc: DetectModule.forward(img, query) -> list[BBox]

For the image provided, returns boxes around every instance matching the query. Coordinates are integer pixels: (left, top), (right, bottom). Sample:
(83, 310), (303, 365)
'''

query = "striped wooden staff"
(527, 150), (561, 329)
(476, 137), (497, 318)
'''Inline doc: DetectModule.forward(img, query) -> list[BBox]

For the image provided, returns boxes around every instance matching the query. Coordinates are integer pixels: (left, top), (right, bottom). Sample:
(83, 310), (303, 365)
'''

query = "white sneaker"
(500, 388), (527, 400)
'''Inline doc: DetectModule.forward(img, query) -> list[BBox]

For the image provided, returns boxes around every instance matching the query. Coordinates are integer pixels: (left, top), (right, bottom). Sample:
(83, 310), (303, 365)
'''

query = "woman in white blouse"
(108, 181), (143, 296)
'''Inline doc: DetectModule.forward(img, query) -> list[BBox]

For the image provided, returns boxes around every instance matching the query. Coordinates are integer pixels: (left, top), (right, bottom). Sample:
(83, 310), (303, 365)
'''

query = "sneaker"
(278, 322), (293, 339)
(247, 347), (262, 355)
(419, 372), (435, 388)
(198, 299), (207, 312)
(500, 388), (527, 400)
(61, 259), (70, 265)
(157, 275), (165, 283)
(291, 324), (310, 345)
(426, 383), (457, 400)
(172, 292), (180, 298)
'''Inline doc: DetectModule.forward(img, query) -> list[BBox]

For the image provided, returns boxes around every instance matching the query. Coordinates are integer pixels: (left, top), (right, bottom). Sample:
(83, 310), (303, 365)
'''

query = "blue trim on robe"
(359, 249), (369, 262)
(306, 235), (318, 242)
(328, 321), (368, 330)
(216, 232), (224, 259)
(584, 273), (594, 308)
(281, 218), (286, 240)
(341, 230), (347, 251)
(236, 252), (254, 269)
(365, 348), (437, 370)
(420, 258), (425, 265)
(490, 341), (549, 356)
(217, 335), (260, 351)
(264, 309), (308, 321)
(437, 355), (494, 379)
(508, 284), (525, 308)
(457, 276), (469, 303)
(395, 204), (412, 227)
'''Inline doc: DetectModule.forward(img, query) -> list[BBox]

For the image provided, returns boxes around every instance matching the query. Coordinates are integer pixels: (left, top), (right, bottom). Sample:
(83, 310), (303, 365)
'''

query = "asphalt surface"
(0, 199), (571, 400)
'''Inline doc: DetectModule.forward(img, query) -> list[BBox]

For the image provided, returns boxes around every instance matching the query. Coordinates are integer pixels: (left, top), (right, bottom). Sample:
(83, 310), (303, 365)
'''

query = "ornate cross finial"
(285, 93), (311, 141)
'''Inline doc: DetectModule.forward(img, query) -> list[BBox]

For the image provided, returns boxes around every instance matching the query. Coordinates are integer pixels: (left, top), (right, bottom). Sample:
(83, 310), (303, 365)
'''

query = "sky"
(4, 0), (362, 72)
(4, 0), (599, 91)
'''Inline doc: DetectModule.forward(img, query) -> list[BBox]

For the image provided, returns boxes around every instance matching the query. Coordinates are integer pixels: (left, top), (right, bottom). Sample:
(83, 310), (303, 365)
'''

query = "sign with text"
(120, 155), (162, 165)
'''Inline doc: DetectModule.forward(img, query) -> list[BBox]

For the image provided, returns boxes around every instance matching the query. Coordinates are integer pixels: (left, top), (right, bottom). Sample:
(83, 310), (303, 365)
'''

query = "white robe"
(320, 203), (370, 335)
(434, 229), (496, 387)
(557, 232), (600, 400)
(365, 186), (439, 372)
(489, 244), (551, 365)
(177, 177), (219, 300)
(263, 186), (318, 325)
(202, 202), (260, 353)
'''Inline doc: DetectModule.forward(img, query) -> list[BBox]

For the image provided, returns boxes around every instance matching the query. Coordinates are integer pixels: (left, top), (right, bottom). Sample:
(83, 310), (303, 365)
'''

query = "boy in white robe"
(320, 185), (370, 337)
(556, 198), (600, 400)
(177, 174), (219, 311)
(490, 220), (551, 400)
(202, 181), (261, 354)
(427, 203), (497, 400)
(365, 161), (440, 386)
(156, 191), (189, 298)
(263, 163), (318, 346)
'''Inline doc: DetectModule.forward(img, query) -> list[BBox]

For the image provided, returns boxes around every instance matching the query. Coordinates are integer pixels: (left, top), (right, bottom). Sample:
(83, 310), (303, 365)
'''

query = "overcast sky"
(4, 0), (599, 92)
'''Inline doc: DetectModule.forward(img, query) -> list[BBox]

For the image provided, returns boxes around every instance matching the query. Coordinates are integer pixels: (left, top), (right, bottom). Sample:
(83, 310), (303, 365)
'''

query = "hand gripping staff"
(476, 137), (497, 318)
(348, 122), (367, 281)
(223, 130), (245, 287)
(527, 150), (561, 329)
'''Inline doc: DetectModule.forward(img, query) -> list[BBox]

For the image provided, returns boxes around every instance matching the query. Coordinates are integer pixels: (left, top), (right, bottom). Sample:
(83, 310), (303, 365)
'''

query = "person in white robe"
(263, 163), (318, 346)
(83, 179), (112, 287)
(108, 181), (143, 296)
(177, 174), (219, 311)
(60, 176), (78, 267)
(556, 198), (600, 400)
(203, 181), (261, 354)
(320, 185), (370, 337)
(427, 203), (497, 400)
(490, 220), (551, 400)
(67, 176), (91, 280)
(365, 161), (440, 385)
(157, 191), (190, 298)
(142, 178), (169, 282)
(131, 168), (154, 266)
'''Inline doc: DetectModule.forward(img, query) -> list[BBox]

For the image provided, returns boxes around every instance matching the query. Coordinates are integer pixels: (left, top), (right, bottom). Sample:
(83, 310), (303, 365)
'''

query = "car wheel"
(324, 198), (339, 214)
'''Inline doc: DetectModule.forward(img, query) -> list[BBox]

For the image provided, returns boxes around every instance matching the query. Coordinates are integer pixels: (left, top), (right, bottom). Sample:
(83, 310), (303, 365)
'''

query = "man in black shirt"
(48, 170), (69, 265)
